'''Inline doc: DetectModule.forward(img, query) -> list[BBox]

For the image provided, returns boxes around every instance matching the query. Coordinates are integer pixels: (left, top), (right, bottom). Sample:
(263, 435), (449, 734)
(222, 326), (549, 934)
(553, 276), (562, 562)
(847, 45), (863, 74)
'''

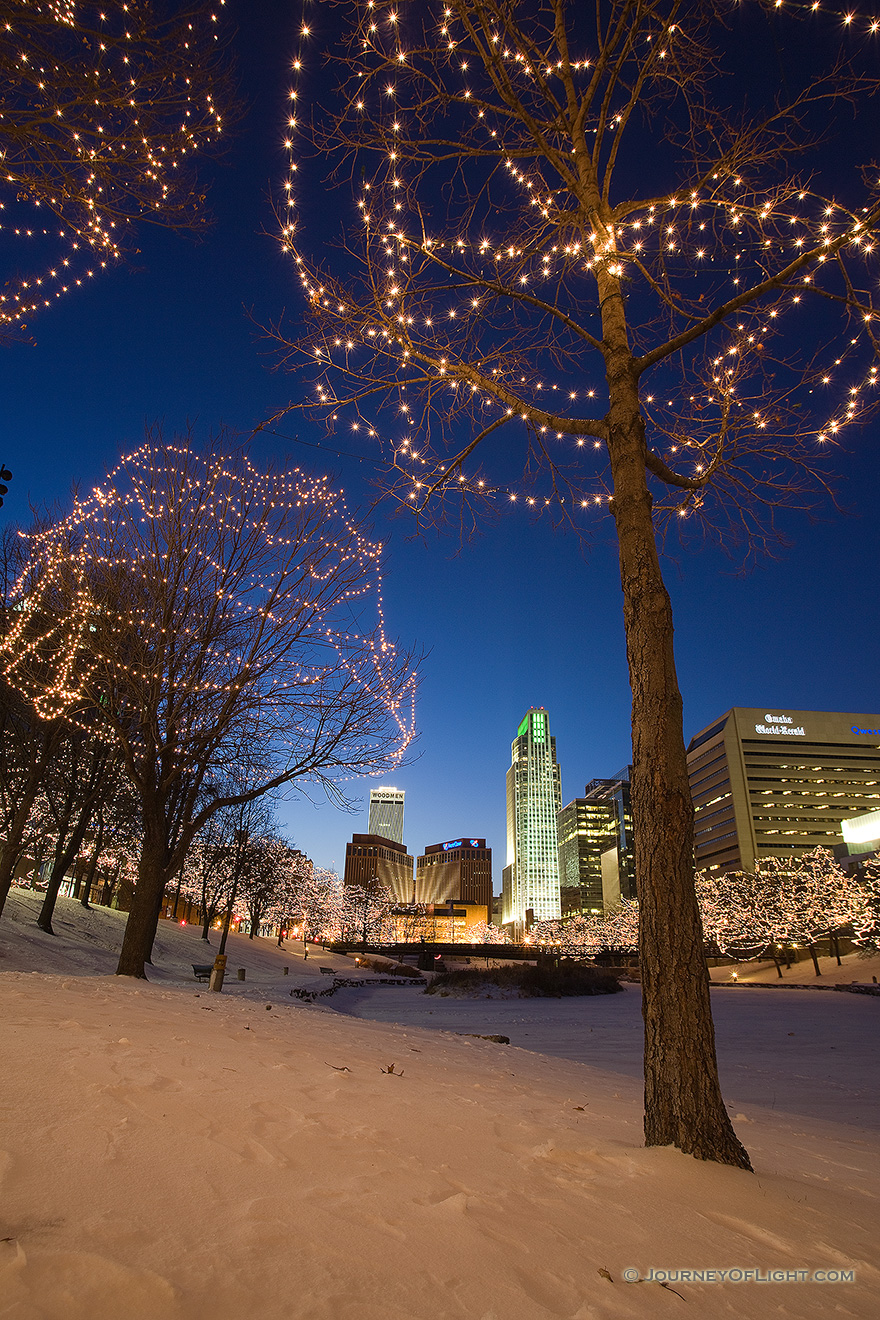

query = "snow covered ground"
(709, 949), (880, 984)
(1, 892), (879, 1319)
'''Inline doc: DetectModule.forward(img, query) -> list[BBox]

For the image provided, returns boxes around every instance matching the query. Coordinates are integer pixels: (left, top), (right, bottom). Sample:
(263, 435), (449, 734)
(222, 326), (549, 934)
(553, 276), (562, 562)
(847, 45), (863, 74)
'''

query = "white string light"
(276, 1), (879, 528)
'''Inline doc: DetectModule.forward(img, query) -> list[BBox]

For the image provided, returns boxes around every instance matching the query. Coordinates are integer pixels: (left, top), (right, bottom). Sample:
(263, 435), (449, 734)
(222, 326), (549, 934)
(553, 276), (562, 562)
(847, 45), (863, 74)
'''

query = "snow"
(1, 892), (879, 1318)
(709, 949), (880, 984)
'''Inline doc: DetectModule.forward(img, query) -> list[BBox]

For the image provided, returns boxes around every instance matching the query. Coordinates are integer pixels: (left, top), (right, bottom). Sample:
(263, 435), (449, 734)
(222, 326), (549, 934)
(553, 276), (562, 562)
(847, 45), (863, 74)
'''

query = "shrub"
(354, 955), (423, 978)
(425, 963), (623, 998)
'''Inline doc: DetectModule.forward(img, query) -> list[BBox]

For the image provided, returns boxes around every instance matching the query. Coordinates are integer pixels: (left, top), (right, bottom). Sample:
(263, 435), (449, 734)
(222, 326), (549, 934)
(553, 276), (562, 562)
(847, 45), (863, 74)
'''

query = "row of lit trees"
(0, 438), (419, 977)
(531, 849), (880, 962)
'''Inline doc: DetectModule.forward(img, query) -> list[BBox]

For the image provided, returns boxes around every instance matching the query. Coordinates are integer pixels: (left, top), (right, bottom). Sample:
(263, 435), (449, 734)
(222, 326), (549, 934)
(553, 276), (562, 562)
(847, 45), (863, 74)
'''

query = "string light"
(0, 1), (231, 333)
(0, 441), (417, 791)
(276, 0), (880, 536)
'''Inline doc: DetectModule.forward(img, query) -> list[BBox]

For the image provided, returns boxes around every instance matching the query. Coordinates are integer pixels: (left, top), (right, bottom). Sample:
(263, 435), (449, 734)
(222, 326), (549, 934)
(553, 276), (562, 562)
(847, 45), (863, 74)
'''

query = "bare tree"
(0, 436), (418, 978)
(272, 1), (880, 1168)
(36, 725), (119, 933)
(0, 0), (235, 338)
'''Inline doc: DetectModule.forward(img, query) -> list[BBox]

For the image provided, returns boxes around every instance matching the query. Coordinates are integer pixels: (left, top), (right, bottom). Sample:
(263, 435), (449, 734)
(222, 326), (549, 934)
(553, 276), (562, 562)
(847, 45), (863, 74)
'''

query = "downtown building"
(415, 837), (493, 938)
(367, 787), (405, 844)
(687, 707), (880, 873)
(502, 707), (563, 932)
(557, 768), (635, 917)
(342, 833), (415, 904)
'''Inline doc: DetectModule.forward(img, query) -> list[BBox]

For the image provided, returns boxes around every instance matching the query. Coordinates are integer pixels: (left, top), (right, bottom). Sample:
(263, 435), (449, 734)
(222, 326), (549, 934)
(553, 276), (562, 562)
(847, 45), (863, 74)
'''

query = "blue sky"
(1, 1), (877, 887)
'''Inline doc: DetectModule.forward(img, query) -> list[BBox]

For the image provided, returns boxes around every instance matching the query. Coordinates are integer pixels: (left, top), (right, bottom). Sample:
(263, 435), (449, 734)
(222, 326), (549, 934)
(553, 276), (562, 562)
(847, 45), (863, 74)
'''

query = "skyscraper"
(367, 787), (405, 844)
(503, 707), (562, 930)
(557, 770), (635, 918)
(343, 833), (414, 903)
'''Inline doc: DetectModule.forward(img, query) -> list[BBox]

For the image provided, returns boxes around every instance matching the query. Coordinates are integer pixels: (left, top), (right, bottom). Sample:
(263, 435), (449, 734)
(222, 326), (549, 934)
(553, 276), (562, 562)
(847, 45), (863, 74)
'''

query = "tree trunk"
(101, 861), (122, 908)
(38, 824), (90, 934)
(809, 943), (821, 976)
(116, 815), (171, 978)
(81, 824), (104, 909)
(218, 878), (239, 956)
(0, 776), (44, 918)
(602, 295), (751, 1169)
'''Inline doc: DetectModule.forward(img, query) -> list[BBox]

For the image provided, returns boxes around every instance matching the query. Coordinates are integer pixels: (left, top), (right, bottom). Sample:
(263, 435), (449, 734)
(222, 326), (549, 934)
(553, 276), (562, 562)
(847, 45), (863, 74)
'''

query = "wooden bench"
(319, 966), (337, 976)
(192, 964), (213, 982)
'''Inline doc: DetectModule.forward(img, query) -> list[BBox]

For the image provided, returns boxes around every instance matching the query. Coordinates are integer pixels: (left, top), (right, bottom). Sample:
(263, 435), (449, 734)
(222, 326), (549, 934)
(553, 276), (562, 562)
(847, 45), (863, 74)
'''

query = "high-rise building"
(687, 707), (880, 873)
(557, 768), (635, 917)
(557, 798), (612, 917)
(343, 833), (414, 903)
(415, 838), (493, 909)
(367, 787), (405, 844)
(503, 707), (562, 930)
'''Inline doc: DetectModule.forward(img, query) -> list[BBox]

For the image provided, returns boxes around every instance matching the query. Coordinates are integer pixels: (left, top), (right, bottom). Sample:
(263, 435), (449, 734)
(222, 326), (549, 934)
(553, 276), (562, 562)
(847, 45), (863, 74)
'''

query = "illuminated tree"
(0, 526), (67, 909)
(0, 437), (417, 977)
(0, 0), (235, 338)
(534, 897), (639, 954)
(178, 811), (239, 941)
(236, 836), (307, 940)
(289, 864), (346, 944)
(699, 848), (880, 970)
(470, 920), (510, 944)
(341, 882), (395, 945)
(273, 0), (880, 1169)
(532, 912), (605, 956)
(856, 857), (880, 947)
(695, 867), (767, 958)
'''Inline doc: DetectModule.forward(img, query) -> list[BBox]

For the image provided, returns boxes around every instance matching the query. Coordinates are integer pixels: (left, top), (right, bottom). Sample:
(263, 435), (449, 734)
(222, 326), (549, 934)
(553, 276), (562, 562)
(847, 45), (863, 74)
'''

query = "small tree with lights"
(0, 0), (236, 338)
(0, 437), (417, 977)
(342, 882), (396, 946)
(288, 864), (347, 946)
(273, 0), (880, 1169)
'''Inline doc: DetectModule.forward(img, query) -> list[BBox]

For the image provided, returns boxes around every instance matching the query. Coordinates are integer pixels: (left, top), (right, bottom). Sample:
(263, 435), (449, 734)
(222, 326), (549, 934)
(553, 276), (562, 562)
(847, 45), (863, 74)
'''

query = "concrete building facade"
(367, 788), (405, 844)
(343, 833), (415, 904)
(687, 707), (880, 873)
(415, 838), (493, 910)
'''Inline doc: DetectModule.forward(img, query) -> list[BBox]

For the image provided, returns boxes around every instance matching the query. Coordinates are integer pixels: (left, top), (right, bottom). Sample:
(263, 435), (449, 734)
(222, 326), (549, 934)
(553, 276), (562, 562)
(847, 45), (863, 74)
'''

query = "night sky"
(1, 1), (878, 886)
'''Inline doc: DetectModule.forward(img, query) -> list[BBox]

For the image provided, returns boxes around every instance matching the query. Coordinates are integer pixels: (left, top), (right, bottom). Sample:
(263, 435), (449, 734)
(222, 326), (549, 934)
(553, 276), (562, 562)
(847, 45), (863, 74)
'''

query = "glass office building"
(503, 707), (562, 929)
(557, 768), (635, 917)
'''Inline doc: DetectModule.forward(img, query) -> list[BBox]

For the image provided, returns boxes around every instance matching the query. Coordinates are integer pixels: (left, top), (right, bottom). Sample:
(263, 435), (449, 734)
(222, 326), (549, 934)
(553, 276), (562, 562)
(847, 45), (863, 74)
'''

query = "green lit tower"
(503, 707), (563, 932)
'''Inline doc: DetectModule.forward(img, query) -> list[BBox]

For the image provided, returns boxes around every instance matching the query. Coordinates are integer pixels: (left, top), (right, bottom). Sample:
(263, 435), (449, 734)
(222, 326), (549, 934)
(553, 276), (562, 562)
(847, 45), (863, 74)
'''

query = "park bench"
(192, 964), (213, 982)
(319, 966), (337, 976)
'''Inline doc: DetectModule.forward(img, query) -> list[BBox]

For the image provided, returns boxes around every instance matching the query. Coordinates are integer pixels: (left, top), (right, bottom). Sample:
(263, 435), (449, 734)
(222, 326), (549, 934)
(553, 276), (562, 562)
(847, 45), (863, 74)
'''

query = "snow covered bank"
(2, 971), (879, 1320)
(1, 893), (879, 1318)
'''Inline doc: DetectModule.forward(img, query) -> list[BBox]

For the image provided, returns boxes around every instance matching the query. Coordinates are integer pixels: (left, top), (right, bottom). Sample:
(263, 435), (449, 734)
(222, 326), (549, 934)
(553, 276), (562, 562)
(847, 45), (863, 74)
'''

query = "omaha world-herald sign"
(753, 713), (806, 737)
